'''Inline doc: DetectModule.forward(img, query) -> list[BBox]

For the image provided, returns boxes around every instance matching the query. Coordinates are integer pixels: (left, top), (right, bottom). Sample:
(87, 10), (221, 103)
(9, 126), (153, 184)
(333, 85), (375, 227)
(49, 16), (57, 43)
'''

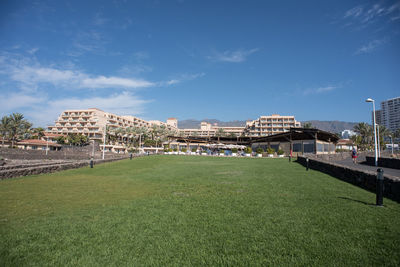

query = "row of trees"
(104, 124), (179, 148)
(0, 113), (32, 147)
(351, 122), (400, 151)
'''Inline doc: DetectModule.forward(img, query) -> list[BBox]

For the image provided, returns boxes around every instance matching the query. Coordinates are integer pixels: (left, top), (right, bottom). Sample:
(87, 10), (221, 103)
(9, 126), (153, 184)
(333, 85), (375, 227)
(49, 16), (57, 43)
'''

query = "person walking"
(351, 147), (358, 164)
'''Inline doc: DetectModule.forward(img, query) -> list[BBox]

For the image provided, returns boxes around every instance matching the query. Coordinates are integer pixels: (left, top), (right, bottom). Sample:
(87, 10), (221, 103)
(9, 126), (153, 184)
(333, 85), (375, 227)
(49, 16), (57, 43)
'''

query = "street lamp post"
(46, 137), (49, 156)
(102, 125), (106, 160)
(377, 124), (381, 157)
(366, 98), (378, 167)
(390, 135), (394, 155)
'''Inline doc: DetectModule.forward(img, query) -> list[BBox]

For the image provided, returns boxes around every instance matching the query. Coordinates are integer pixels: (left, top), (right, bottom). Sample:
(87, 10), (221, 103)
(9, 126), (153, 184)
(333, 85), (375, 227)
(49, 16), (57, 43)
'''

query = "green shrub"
(256, 148), (264, 154)
(244, 147), (252, 154)
(191, 148), (197, 152)
(267, 148), (275, 154)
(181, 148), (187, 152)
(128, 147), (138, 153)
(277, 149), (284, 155)
(173, 148), (178, 152)
(220, 150), (225, 154)
(231, 148), (238, 153)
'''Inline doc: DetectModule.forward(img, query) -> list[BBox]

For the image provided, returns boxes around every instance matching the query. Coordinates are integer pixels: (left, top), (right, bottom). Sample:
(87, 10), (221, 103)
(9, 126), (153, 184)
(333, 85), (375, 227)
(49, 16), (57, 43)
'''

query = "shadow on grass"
(338, 196), (375, 206)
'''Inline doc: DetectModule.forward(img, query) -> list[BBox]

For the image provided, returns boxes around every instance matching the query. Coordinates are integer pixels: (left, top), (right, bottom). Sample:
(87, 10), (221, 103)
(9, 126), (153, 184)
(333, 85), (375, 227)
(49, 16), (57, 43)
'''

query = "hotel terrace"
(47, 109), (303, 153)
(47, 108), (178, 144)
(180, 121), (245, 137)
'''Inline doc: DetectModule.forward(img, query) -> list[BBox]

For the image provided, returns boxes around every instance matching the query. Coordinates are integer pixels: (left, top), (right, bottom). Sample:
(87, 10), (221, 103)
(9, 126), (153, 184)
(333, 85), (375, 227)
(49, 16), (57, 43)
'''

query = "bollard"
(90, 158), (94, 168)
(306, 158), (309, 171)
(130, 153), (133, 160)
(376, 168), (384, 206)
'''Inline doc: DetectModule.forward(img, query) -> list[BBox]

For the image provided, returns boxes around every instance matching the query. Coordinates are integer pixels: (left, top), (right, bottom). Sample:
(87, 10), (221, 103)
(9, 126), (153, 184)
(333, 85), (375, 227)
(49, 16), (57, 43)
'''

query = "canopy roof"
(168, 128), (339, 145)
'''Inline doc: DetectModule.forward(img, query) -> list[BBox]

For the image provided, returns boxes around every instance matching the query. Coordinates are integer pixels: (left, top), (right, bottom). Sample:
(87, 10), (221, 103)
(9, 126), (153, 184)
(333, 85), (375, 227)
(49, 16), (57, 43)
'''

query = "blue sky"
(0, 0), (399, 127)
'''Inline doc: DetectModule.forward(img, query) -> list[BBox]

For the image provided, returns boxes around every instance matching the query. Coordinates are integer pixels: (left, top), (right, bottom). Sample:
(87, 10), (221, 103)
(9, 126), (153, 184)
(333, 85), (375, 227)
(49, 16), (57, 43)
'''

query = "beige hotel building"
(244, 115), (301, 137)
(47, 108), (178, 142)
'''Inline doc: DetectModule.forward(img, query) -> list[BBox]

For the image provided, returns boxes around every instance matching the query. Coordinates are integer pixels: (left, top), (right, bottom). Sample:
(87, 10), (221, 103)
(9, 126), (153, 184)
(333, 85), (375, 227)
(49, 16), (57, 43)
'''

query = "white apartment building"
(380, 97), (400, 132)
(244, 114), (301, 137)
(47, 108), (178, 143)
(180, 121), (245, 137)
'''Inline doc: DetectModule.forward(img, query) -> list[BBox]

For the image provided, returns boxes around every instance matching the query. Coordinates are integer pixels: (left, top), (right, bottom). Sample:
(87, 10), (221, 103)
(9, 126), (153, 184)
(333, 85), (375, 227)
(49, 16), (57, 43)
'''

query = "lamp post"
(377, 124), (381, 157)
(390, 135), (394, 155)
(102, 125), (107, 160)
(366, 98), (378, 166)
(46, 136), (49, 156)
(92, 139), (95, 158)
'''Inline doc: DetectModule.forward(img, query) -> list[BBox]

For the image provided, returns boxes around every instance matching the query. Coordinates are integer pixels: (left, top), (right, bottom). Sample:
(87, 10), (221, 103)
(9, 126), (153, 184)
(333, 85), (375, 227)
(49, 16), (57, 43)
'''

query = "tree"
(378, 125), (391, 150)
(303, 122), (313, 129)
(353, 122), (372, 150)
(215, 128), (226, 137)
(55, 136), (66, 144)
(9, 113), (32, 147)
(0, 115), (11, 146)
(32, 127), (45, 139)
(67, 134), (89, 146)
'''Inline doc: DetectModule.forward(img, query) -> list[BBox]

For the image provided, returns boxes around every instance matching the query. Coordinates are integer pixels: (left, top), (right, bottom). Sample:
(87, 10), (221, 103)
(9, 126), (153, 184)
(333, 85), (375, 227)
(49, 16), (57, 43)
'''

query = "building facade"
(179, 122), (245, 137)
(47, 108), (178, 153)
(244, 115), (301, 137)
(380, 97), (400, 132)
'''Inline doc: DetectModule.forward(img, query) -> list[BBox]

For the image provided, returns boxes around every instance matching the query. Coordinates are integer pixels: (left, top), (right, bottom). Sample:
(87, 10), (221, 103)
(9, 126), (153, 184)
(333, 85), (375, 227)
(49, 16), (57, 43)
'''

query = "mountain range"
(177, 119), (358, 133)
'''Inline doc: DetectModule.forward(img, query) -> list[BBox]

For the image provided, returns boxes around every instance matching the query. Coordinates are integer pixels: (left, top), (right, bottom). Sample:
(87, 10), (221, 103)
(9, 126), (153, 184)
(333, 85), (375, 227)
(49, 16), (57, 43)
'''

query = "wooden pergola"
(168, 128), (339, 145)
(167, 128), (339, 154)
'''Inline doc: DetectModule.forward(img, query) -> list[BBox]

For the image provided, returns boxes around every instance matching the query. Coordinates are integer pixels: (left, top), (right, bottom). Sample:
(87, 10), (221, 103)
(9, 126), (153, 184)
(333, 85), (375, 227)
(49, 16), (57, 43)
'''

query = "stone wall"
(304, 152), (369, 161)
(0, 157), (131, 180)
(0, 144), (126, 160)
(297, 156), (400, 203)
(365, 156), (400, 170)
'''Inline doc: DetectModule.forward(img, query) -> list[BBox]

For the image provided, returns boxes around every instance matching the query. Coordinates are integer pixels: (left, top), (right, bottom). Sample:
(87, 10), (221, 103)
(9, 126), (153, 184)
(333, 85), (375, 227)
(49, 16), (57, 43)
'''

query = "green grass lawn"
(1, 156), (399, 266)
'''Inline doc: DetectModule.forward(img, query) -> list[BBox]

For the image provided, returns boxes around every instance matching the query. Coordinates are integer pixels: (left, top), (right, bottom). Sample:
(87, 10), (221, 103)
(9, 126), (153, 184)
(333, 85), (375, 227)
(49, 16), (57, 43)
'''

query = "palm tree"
(0, 115), (11, 146)
(32, 127), (45, 139)
(378, 125), (391, 150)
(9, 113), (32, 147)
(215, 128), (226, 137)
(353, 122), (372, 150)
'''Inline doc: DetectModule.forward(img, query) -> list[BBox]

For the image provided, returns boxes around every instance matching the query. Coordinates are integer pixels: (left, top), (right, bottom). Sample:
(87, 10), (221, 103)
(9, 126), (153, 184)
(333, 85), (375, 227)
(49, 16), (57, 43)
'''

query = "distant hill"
(178, 119), (358, 133)
(302, 120), (358, 133)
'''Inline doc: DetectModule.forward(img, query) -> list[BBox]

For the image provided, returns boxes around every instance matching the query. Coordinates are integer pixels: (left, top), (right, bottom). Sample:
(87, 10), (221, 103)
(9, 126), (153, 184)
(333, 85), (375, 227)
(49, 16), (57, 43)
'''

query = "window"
(293, 143), (302, 152)
(303, 142), (314, 153)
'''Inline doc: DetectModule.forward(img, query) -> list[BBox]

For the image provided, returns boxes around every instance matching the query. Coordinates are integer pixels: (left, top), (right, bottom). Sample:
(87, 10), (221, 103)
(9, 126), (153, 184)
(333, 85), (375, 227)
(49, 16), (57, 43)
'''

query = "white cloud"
(303, 86), (338, 95)
(133, 51), (149, 61)
(27, 47), (39, 55)
(355, 38), (388, 54)
(93, 12), (109, 26)
(343, 2), (400, 24)
(81, 76), (154, 88)
(159, 72), (205, 86)
(0, 91), (151, 127)
(344, 6), (363, 18)
(210, 48), (259, 63)
(0, 93), (46, 113)
(4, 62), (154, 90)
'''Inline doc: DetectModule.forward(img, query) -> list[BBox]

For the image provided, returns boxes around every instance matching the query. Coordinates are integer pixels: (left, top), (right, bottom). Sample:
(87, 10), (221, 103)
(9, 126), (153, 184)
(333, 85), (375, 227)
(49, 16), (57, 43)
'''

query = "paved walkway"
(335, 157), (400, 179)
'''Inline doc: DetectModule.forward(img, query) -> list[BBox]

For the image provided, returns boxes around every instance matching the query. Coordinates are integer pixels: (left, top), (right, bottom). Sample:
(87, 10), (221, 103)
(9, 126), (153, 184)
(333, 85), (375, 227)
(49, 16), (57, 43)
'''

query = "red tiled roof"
(337, 139), (353, 145)
(17, 139), (61, 147)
